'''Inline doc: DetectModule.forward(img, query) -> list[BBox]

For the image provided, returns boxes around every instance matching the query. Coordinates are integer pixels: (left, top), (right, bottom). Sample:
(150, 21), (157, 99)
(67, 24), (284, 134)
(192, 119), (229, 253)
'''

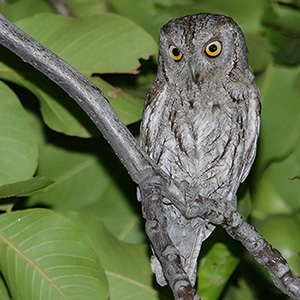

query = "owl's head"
(158, 13), (249, 85)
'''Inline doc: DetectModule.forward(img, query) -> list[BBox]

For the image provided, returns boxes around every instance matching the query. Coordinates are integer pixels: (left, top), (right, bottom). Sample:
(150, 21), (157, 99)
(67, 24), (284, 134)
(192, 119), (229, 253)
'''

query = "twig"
(140, 177), (200, 300)
(186, 198), (300, 300)
(48, 0), (74, 18)
(226, 216), (300, 299)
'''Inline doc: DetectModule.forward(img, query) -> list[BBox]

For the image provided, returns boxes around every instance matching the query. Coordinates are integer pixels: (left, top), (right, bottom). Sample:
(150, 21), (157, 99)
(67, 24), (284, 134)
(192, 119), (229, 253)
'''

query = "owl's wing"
(240, 81), (261, 183)
(140, 78), (168, 156)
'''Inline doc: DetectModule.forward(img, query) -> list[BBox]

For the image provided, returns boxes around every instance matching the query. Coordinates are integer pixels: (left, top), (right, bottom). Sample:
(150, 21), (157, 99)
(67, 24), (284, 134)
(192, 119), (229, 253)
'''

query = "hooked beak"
(189, 62), (200, 83)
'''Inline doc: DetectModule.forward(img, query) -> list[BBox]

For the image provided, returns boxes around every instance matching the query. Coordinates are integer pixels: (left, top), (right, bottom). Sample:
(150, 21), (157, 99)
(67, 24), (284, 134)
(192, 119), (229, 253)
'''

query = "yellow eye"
(169, 46), (183, 61)
(205, 41), (222, 57)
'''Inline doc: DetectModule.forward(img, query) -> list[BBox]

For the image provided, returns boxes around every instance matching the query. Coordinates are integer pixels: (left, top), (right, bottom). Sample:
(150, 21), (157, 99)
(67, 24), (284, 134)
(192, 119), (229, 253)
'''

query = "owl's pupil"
(172, 48), (180, 57)
(209, 44), (218, 52)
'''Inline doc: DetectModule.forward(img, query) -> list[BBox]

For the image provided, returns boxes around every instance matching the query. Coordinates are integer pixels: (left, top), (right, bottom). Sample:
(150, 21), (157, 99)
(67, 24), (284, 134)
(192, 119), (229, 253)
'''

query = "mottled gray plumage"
(140, 13), (260, 286)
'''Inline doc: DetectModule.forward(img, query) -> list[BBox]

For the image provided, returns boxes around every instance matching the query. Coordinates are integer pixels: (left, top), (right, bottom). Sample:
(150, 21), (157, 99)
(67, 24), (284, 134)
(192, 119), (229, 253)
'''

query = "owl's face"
(158, 14), (249, 85)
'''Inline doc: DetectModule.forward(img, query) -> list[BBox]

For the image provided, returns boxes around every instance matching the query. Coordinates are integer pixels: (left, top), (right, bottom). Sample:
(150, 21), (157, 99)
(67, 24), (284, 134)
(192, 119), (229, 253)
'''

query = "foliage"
(0, 0), (299, 299)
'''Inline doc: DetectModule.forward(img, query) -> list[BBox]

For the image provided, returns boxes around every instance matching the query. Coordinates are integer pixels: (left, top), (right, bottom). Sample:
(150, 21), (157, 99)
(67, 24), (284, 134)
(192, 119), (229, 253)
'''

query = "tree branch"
(48, 0), (75, 17)
(224, 214), (300, 300)
(0, 12), (299, 300)
(0, 12), (196, 299)
(140, 178), (200, 300)
(185, 198), (300, 299)
(0, 13), (159, 189)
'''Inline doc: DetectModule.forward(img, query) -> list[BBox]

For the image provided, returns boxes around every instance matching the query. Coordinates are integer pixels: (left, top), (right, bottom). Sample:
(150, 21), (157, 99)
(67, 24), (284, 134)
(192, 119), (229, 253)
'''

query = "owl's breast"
(192, 99), (246, 200)
(143, 84), (247, 201)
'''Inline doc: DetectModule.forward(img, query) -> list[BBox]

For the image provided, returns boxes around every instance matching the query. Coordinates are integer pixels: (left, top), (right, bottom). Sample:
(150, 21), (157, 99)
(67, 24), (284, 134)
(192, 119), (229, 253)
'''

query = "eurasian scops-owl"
(140, 13), (261, 286)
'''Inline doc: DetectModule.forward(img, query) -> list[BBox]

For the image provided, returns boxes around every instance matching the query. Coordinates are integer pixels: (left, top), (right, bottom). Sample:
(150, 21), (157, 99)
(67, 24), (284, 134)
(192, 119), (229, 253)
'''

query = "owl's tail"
(151, 204), (215, 287)
(171, 216), (215, 286)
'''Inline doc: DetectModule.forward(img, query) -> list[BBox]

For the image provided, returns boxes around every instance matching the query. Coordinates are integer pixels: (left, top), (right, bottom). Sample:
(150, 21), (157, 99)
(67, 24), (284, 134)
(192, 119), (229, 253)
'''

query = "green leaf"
(0, 13), (154, 136)
(27, 143), (144, 243)
(27, 144), (108, 210)
(262, 4), (300, 65)
(246, 33), (271, 73)
(82, 186), (145, 244)
(186, 0), (265, 32)
(256, 64), (300, 166)
(1, 0), (52, 22)
(276, 0), (300, 7)
(237, 185), (252, 219)
(0, 175), (54, 199)
(0, 81), (38, 186)
(110, 0), (171, 39)
(222, 279), (256, 300)
(0, 62), (143, 137)
(0, 48), (99, 137)
(198, 241), (239, 300)
(256, 214), (300, 276)
(268, 143), (300, 210)
(63, 212), (166, 300)
(0, 272), (10, 300)
(67, 0), (107, 18)
(91, 76), (143, 126)
(0, 209), (109, 300)
(252, 166), (292, 220)
(110, 0), (265, 40)
(15, 13), (157, 74)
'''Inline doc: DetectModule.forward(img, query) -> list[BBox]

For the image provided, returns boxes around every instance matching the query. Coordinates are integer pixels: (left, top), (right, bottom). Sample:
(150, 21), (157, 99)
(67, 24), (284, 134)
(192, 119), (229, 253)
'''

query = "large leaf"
(256, 213), (300, 276)
(256, 64), (300, 166)
(0, 81), (38, 186)
(197, 234), (239, 300)
(252, 141), (299, 217)
(67, 0), (107, 18)
(63, 212), (168, 300)
(110, 0), (265, 39)
(0, 273), (10, 300)
(251, 166), (292, 219)
(1, 0), (52, 22)
(186, 0), (264, 32)
(262, 4), (300, 65)
(246, 33), (271, 73)
(268, 142), (300, 210)
(91, 76), (144, 126)
(15, 13), (157, 74)
(0, 64), (99, 137)
(27, 143), (144, 243)
(110, 0), (171, 39)
(0, 13), (156, 136)
(0, 209), (108, 300)
(0, 175), (53, 199)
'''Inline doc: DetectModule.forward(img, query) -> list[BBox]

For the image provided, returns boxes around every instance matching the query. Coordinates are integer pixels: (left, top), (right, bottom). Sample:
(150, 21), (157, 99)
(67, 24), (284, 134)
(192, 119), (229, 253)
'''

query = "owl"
(140, 13), (261, 287)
